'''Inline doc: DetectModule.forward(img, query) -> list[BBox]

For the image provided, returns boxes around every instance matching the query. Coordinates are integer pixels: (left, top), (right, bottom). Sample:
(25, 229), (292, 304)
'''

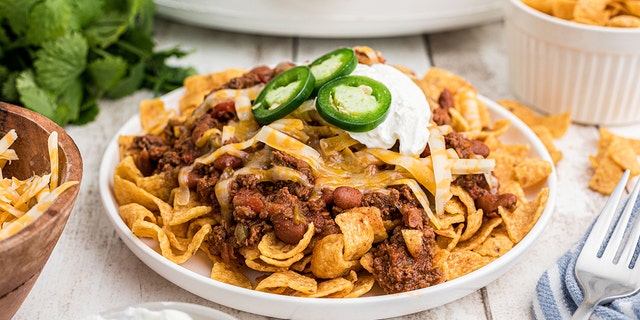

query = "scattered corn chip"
(589, 128), (640, 194)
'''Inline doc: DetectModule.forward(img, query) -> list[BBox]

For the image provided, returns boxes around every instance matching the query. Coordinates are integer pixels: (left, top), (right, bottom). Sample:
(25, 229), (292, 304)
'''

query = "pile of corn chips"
(523, 0), (640, 27)
(0, 130), (78, 240)
(589, 128), (640, 194)
(114, 52), (553, 297)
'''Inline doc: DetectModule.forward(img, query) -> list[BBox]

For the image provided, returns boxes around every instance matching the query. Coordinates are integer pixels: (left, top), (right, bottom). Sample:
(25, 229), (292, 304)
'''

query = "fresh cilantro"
(25, 0), (72, 45)
(0, 0), (195, 126)
(15, 70), (59, 121)
(88, 56), (129, 92)
(34, 33), (88, 93)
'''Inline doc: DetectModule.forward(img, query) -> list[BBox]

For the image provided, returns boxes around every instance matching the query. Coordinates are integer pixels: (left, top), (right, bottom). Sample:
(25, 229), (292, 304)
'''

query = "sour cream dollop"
(84, 307), (194, 320)
(347, 63), (431, 156)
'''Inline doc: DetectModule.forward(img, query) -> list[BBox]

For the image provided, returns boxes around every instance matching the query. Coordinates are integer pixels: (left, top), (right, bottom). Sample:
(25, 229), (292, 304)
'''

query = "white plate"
(154, 0), (505, 38)
(99, 88), (557, 320)
(89, 301), (237, 320)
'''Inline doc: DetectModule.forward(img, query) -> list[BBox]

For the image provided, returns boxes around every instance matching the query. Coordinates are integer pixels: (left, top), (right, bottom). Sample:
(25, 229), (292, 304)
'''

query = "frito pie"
(113, 47), (554, 297)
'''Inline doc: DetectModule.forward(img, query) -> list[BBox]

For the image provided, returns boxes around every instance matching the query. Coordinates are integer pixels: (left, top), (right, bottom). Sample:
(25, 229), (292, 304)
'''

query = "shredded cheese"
(428, 126), (452, 216)
(0, 131), (78, 241)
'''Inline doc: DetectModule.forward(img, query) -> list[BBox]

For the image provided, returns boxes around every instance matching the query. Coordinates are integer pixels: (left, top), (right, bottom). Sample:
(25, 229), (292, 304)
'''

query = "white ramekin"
(505, 0), (640, 125)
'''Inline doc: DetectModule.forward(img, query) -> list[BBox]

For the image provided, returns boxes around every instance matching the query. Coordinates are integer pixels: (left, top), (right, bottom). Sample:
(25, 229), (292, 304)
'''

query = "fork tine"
(582, 170), (630, 254)
(602, 175), (640, 263)
(617, 179), (640, 268)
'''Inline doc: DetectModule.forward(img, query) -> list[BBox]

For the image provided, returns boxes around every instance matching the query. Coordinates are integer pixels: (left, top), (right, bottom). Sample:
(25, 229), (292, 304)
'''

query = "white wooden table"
(12, 16), (632, 320)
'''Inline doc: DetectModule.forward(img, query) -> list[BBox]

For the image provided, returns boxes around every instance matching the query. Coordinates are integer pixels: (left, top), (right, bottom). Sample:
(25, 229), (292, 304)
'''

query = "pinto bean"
(476, 193), (518, 216)
(333, 186), (363, 209)
(274, 61), (296, 75)
(251, 65), (276, 83)
(438, 88), (454, 110)
(233, 189), (265, 214)
(136, 149), (154, 176)
(186, 171), (201, 189)
(402, 206), (423, 229)
(211, 100), (236, 120)
(498, 193), (518, 209)
(420, 144), (431, 158)
(470, 139), (490, 158)
(271, 213), (308, 244)
(213, 153), (242, 171)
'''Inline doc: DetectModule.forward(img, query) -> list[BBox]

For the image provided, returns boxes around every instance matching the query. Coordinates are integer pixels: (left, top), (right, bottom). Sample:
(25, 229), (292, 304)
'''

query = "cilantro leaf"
(83, 12), (128, 48)
(143, 46), (196, 95)
(25, 0), (72, 45)
(1, 71), (19, 102)
(15, 70), (59, 121)
(87, 55), (128, 92)
(56, 78), (83, 123)
(105, 61), (145, 99)
(1, 0), (194, 126)
(0, 0), (39, 36)
(34, 32), (88, 93)
(69, 0), (103, 30)
(76, 100), (100, 124)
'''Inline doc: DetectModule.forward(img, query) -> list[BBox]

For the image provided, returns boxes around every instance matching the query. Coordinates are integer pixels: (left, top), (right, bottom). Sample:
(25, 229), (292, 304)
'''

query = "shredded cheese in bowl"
(0, 129), (79, 241)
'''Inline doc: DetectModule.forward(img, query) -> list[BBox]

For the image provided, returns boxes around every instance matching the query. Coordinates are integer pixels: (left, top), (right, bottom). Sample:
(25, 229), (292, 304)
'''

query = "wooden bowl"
(0, 102), (82, 319)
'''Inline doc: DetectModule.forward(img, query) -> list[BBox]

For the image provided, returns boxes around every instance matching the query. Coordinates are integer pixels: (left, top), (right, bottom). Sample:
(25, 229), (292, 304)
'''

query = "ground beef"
(193, 164), (221, 206)
(393, 184), (420, 207)
(453, 174), (491, 199)
(431, 107), (451, 127)
(446, 132), (474, 159)
(130, 135), (169, 176)
(361, 189), (401, 220)
(207, 225), (237, 265)
(236, 174), (261, 190)
(370, 226), (443, 294)
(155, 130), (199, 173)
(191, 113), (218, 142)
(304, 198), (340, 238)
(271, 150), (315, 183)
(235, 219), (272, 248)
(215, 65), (275, 91)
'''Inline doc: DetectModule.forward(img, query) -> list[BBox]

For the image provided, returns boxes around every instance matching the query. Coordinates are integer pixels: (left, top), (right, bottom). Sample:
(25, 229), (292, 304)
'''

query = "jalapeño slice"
(316, 75), (392, 132)
(308, 48), (358, 92)
(252, 65), (315, 124)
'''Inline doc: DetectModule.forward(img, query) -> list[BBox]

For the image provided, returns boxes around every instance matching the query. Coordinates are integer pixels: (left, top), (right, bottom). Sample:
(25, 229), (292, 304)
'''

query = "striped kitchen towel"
(533, 195), (640, 320)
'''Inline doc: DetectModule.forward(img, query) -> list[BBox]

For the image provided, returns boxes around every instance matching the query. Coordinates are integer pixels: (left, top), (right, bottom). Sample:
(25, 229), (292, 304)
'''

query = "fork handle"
(571, 298), (598, 320)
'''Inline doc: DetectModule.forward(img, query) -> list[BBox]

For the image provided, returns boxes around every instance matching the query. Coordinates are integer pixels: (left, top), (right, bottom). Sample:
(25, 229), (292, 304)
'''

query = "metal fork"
(572, 170), (640, 319)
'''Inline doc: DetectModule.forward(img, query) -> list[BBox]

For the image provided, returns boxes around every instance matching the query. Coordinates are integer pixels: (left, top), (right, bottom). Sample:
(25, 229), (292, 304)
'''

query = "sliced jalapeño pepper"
(316, 75), (391, 132)
(308, 48), (358, 92)
(252, 65), (315, 124)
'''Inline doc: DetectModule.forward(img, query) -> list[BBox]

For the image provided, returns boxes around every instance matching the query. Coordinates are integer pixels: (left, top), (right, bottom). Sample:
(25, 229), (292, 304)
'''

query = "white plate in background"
(99, 86), (556, 320)
(86, 301), (238, 320)
(154, 0), (505, 38)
